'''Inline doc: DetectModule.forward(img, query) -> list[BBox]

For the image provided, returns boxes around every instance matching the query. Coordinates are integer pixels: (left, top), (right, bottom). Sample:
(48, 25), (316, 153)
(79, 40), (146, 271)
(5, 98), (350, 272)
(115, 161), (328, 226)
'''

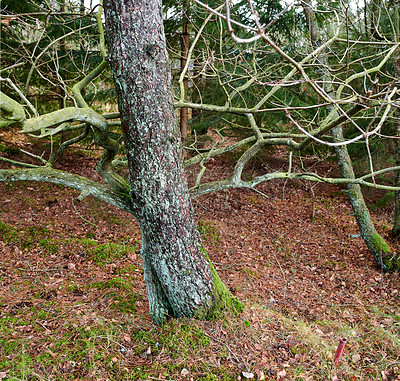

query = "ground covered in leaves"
(0, 134), (399, 380)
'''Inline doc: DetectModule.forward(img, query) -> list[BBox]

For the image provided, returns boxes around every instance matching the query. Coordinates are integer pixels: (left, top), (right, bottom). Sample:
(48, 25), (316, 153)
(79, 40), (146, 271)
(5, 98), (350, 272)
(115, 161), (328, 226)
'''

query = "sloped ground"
(0, 139), (399, 380)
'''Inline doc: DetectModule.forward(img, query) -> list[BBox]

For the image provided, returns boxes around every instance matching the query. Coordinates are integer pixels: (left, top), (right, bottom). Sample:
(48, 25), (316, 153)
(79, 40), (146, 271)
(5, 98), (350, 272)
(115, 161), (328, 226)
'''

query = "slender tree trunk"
(303, 5), (398, 271)
(392, 53), (400, 238)
(370, 0), (384, 40)
(180, 3), (190, 141)
(59, 0), (67, 146)
(103, 0), (236, 324)
(391, 4), (400, 239)
(331, 128), (394, 269)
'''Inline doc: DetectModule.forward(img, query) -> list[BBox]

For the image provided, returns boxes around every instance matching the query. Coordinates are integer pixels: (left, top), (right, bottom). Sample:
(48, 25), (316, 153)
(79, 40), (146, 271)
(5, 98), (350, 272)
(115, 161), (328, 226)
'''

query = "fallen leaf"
(241, 371), (254, 379)
(123, 334), (131, 343)
(181, 368), (189, 377)
(277, 369), (286, 379)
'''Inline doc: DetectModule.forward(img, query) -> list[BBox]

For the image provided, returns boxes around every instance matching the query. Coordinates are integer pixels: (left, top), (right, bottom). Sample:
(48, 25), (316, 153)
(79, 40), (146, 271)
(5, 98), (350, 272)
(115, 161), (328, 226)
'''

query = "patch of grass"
(0, 220), (19, 245)
(198, 220), (220, 244)
(39, 238), (58, 255)
(2, 283), (399, 381)
(74, 238), (137, 267)
(112, 294), (142, 313)
(119, 263), (142, 275)
(88, 276), (134, 291)
(85, 231), (96, 239)
(161, 321), (211, 352)
(0, 142), (19, 155)
(0, 221), (53, 251)
(80, 241), (136, 267)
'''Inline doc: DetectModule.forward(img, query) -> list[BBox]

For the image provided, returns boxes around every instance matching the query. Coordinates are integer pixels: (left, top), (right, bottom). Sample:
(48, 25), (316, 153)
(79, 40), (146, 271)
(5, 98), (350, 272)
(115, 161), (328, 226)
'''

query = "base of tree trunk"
(194, 248), (244, 321)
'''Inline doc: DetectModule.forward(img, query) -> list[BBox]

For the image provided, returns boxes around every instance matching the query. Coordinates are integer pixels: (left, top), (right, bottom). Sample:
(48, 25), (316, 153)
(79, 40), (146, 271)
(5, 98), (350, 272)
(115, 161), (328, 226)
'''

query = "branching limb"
(191, 166), (400, 198)
(0, 91), (26, 127)
(0, 167), (134, 215)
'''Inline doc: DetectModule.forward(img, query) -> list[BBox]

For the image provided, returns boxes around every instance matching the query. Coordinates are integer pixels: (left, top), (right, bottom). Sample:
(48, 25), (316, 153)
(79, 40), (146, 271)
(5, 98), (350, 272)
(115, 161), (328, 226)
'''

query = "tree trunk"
(392, 75), (400, 238)
(332, 127), (394, 270)
(391, 4), (400, 239)
(303, 5), (398, 271)
(180, 3), (190, 141)
(103, 0), (236, 324)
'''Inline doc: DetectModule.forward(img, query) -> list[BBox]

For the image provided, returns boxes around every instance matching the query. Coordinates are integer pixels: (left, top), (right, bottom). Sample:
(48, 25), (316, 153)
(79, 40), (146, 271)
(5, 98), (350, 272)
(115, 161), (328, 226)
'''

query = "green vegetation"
(1, 302), (399, 380)
(88, 277), (134, 291)
(0, 143), (19, 155)
(77, 239), (137, 267)
(198, 220), (221, 244)
(0, 221), (55, 252)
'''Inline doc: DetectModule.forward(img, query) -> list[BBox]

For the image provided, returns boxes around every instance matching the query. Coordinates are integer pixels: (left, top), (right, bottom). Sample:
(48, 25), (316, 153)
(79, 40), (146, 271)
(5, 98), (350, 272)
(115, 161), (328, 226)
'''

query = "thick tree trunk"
(392, 99), (400, 239)
(180, 5), (190, 141)
(103, 0), (235, 324)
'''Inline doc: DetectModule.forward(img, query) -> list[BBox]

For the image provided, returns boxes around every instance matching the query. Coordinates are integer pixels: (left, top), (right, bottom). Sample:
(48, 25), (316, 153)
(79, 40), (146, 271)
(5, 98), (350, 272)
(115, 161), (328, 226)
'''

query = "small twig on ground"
(308, 181), (316, 223)
(272, 249), (288, 300)
(71, 196), (97, 227)
(15, 268), (61, 272)
(251, 187), (269, 199)
(96, 336), (127, 349)
(193, 198), (208, 211)
(202, 331), (243, 367)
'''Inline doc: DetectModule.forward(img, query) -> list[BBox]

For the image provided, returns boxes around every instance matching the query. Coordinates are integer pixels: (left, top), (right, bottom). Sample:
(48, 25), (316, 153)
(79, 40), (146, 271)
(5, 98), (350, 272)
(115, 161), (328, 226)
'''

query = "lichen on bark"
(103, 0), (236, 324)
(0, 91), (25, 127)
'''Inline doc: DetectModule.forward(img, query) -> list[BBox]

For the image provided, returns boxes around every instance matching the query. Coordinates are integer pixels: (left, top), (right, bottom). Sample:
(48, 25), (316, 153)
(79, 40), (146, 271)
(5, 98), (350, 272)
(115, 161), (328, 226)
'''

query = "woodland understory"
(0, 136), (399, 380)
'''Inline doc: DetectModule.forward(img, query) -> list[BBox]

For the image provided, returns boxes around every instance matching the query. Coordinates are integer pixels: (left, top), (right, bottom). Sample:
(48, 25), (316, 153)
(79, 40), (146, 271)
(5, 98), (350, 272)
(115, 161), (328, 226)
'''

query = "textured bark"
(0, 91), (25, 127)
(103, 0), (234, 324)
(393, 88), (400, 239)
(179, 5), (190, 140)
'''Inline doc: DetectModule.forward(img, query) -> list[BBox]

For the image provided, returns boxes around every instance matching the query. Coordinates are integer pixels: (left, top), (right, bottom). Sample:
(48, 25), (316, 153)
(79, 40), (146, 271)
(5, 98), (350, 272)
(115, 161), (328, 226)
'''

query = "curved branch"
(0, 91), (26, 127)
(21, 107), (129, 193)
(191, 167), (400, 198)
(0, 167), (134, 215)
(22, 107), (107, 133)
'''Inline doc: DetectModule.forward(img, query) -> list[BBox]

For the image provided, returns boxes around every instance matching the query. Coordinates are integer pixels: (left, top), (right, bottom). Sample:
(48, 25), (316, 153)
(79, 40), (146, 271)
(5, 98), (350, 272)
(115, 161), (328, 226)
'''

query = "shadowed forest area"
(1, 0), (400, 379)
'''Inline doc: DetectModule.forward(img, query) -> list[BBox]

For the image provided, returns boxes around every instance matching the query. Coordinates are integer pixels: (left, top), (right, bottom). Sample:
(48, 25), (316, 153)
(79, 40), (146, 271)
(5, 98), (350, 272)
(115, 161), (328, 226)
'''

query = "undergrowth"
(1, 302), (399, 380)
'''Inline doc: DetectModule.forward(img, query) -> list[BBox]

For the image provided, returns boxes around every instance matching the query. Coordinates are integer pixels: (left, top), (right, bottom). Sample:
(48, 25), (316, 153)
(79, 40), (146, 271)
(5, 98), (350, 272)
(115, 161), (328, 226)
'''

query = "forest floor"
(0, 131), (399, 381)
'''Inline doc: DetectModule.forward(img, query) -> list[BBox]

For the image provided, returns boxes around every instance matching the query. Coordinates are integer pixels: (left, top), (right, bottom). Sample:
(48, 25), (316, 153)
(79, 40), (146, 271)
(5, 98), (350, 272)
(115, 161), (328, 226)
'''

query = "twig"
(202, 331), (243, 366)
(15, 268), (61, 272)
(71, 196), (97, 227)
